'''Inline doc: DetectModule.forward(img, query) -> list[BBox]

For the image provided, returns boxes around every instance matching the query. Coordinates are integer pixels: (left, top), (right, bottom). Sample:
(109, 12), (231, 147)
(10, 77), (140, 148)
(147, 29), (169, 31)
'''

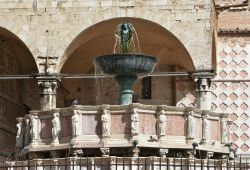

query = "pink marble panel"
(210, 120), (219, 140)
(61, 116), (72, 137)
(82, 115), (102, 135)
(195, 117), (202, 138)
(40, 119), (52, 139)
(166, 115), (185, 136)
(139, 114), (157, 135)
(111, 113), (131, 135)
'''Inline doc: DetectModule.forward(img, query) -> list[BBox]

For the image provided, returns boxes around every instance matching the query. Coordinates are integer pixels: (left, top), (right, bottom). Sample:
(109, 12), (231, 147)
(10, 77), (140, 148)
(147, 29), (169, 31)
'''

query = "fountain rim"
(93, 53), (159, 61)
(93, 53), (159, 79)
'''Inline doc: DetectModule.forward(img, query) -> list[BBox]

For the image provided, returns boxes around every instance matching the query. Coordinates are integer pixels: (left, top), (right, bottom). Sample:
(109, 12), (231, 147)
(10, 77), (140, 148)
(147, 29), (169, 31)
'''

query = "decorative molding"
(218, 28), (250, 35)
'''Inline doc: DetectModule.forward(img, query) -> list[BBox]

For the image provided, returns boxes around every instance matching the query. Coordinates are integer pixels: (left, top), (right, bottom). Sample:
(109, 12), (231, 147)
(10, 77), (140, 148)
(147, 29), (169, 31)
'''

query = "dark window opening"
(141, 76), (151, 99)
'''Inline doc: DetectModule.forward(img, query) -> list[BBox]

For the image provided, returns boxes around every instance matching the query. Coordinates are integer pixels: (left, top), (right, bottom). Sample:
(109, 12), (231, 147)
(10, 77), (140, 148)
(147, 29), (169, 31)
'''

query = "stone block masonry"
(0, 0), (212, 71)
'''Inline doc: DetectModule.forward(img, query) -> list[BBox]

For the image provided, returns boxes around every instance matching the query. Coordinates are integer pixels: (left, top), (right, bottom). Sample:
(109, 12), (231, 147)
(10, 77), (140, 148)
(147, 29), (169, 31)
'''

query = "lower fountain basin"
(94, 54), (158, 78)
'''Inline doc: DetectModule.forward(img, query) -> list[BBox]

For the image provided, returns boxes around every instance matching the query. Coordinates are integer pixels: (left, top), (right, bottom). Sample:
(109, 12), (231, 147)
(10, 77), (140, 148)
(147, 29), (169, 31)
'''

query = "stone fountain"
(13, 23), (230, 163)
(94, 23), (158, 105)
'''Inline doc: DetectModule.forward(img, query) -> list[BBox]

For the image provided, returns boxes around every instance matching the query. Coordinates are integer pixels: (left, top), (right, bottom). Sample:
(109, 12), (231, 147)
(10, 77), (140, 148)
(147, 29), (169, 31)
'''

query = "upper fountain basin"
(94, 54), (158, 78)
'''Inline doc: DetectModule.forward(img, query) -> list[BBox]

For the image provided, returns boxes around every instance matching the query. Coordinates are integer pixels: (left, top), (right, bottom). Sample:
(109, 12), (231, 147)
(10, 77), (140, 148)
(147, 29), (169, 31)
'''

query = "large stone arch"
(58, 17), (196, 106)
(0, 27), (39, 156)
(55, 12), (209, 71)
(0, 26), (38, 72)
(59, 17), (195, 72)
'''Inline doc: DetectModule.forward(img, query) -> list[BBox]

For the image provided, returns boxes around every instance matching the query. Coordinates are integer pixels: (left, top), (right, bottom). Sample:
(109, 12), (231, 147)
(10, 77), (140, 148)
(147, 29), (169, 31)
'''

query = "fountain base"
(116, 76), (137, 105)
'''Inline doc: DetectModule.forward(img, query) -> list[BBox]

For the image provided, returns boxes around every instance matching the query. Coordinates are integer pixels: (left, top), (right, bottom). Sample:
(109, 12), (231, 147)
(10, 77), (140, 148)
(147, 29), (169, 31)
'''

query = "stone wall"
(0, 0), (212, 71)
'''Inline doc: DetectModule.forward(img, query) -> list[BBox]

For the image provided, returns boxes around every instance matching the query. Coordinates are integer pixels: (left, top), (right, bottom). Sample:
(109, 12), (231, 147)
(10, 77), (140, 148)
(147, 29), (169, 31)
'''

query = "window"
(141, 76), (151, 99)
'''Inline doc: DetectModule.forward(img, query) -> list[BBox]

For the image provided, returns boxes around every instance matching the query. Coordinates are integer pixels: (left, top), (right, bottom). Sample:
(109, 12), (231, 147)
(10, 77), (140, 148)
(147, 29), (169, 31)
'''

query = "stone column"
(38, 79), (57, 110)
(193, 72), (213, 110)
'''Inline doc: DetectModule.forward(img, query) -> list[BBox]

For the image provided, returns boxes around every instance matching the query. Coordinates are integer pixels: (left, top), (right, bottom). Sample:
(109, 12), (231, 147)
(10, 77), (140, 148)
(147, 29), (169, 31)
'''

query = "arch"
(58, 17), (195, 72)
(58, 17), (196, 106)
(0, 27), (38, 72)
(0, 27), (40, 156)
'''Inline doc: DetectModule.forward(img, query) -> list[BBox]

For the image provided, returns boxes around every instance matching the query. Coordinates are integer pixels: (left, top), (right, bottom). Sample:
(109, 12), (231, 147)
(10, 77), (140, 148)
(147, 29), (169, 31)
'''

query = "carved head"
(53, 112), (60, 117)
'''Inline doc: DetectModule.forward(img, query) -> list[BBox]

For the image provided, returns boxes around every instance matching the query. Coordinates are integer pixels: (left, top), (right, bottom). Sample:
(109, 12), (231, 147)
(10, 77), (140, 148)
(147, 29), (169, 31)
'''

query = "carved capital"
(194, 76), (212, 110)
(159, 148), (168, 157)
(100, 147), (110, 157)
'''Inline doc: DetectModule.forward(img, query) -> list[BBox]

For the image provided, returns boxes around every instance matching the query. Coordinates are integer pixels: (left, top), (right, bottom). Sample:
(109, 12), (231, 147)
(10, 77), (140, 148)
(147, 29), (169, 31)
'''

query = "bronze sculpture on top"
(94, 22), (158, 105)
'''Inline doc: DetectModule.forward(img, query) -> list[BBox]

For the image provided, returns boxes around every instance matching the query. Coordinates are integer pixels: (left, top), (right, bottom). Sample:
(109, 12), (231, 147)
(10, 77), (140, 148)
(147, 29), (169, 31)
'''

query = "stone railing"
(16, 104), (230, 157)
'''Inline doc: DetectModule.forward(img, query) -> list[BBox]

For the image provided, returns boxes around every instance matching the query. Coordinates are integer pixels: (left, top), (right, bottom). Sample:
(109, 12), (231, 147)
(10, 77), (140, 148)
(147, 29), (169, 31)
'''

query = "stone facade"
(0, 0), (211, 71)
(212, 1), (250, 156)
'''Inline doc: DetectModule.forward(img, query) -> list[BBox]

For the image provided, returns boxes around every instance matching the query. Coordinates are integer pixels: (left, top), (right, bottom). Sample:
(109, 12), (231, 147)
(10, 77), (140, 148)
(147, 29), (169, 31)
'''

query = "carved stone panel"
(166, 115), (185, 136)
(139, 113), (157, 135)
(210, 120), (219, 140)
(82, 115), (102, 135)
(194, 117), (203, 138)
(61, 116), (72, 137)
(111, 113), (131, 135)
(40, 119), (52, 139)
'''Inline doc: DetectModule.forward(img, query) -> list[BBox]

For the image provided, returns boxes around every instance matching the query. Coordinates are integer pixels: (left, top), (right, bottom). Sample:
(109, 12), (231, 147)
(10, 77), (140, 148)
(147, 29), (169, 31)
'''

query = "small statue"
(131, 108), (139, 136)
(158, 110), (167, 137)
(16, 120), (23, 148)
(30, 115), (39, 142)
(187, 111), (195, 139)
(51, 112), (61, 144)
(72, 110), (80, 137)
(24, 118), (30, 146)
(221, 118), (229, 144)
(71, 98), (80, 106)
(101, 109), (111, 137)
(116, 22), (134, 53)
(203, 114), (210, 142)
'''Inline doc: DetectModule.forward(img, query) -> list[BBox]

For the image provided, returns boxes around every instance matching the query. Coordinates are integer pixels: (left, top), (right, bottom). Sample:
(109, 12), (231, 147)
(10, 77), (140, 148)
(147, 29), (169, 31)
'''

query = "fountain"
(12, 23), (230, 162)
(94, 23), (158, 105)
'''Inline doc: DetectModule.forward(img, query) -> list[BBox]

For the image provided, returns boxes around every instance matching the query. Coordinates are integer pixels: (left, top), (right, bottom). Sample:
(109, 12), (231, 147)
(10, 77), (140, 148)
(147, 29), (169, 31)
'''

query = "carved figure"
(24, 118), (30, 146)
(187, 111), (195, 139)
(203, 114), (210, 141)
(221, 118), (229, 144)
(101, 109), (110, 137)
(52, 112), (61, 144)
(72, 110), (80, 137)
(131, 108), (139, 136)
(30, 115), (39, 141)
(116, 22), (134, 53)
(16, 120), (23, 148)
(158, 110), (167, 137)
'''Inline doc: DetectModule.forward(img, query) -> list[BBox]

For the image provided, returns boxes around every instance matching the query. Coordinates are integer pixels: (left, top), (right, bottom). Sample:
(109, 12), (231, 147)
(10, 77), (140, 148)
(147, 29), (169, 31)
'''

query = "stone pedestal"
(38, 79), (57, 110)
